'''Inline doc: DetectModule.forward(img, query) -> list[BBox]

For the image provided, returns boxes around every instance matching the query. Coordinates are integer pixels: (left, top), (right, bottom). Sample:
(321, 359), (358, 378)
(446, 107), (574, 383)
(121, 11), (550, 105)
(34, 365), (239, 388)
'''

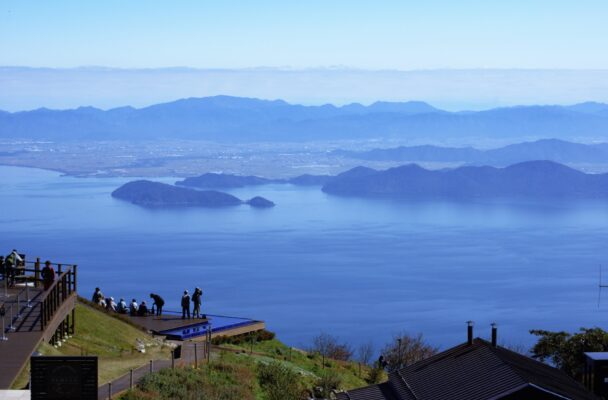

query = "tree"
(356, 341), (374, 377)
(380, 332), (438, 372)
(530, 327), (608, 380)
(258, 361), (304, 400)
(311, 333), (353, 367)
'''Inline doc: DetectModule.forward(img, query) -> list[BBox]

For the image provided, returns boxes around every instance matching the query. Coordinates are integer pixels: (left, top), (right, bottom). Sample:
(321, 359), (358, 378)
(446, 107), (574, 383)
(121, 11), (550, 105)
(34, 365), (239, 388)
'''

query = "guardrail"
(0, 286), (29, 341)
(39, 265), (77, 330)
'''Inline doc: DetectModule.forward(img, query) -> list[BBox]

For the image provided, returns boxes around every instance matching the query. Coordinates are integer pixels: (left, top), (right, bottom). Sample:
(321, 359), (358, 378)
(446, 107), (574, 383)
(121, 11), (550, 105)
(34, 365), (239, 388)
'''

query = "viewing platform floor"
(126, 313), (265, 341)
(0, 285), (76, 389)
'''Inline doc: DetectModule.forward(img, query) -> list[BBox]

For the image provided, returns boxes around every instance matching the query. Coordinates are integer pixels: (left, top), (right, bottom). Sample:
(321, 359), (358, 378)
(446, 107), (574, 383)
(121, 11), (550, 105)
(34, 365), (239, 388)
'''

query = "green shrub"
(257, 361), (305, 400)
(315, 370), (342, 398)
(121, 361), (255, 400)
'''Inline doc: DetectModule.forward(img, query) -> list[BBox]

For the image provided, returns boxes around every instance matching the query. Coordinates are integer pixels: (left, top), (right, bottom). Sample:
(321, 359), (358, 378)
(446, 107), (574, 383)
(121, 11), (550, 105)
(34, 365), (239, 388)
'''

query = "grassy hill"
(12, 300), (171, 388)
(13, 299), (381, 398)
(121, 334), (382, 399)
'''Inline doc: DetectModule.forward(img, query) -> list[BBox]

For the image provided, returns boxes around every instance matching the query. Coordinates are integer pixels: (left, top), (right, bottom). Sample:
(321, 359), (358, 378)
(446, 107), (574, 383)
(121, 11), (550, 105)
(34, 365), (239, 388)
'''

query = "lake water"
(1, 165), (607, 352)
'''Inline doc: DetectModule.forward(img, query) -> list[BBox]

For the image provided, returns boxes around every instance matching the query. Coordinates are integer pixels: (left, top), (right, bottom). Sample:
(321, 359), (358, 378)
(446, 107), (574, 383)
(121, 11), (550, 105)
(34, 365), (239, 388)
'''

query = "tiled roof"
(339, 338), (597, 400)
(336, 382), (401, 400)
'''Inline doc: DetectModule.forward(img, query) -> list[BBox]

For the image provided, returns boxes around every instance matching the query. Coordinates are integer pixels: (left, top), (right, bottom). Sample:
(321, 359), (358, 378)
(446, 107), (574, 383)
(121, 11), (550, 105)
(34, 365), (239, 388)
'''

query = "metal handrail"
(0, 286), (28, 337)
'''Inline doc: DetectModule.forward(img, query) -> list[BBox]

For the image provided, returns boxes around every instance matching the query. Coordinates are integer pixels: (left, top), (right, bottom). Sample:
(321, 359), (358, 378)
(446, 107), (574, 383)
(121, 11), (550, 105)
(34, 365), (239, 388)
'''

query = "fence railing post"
(73, 265), (77, 292)
(130, 369), (133, 389)
(34, 258), (40, 288)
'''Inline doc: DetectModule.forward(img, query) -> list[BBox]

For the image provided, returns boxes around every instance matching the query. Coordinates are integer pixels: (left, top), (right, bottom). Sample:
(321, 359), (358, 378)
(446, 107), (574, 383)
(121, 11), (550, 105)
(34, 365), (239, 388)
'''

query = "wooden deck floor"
(125, 313), (265, 341)
(0, 285), (76, 389)
(126, 314), (209, 333)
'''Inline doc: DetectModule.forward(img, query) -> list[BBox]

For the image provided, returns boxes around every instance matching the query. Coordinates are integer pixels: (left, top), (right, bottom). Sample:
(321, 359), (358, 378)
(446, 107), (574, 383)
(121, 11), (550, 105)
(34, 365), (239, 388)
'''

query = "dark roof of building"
(338, 338), (597, 400)
(336, 382), (400, 400)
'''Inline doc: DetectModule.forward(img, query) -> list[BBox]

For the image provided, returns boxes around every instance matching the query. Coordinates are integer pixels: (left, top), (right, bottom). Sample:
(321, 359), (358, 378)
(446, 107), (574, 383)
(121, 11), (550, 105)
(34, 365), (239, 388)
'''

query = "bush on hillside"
(121, 360), (255, 400)
(314, 369), (342, 398)
(257, 361), (305, 400)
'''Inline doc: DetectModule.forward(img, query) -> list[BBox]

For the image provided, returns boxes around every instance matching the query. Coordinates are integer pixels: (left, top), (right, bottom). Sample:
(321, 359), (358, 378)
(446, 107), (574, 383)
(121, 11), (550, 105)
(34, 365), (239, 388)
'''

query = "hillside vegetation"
(12, 300), (171, 388)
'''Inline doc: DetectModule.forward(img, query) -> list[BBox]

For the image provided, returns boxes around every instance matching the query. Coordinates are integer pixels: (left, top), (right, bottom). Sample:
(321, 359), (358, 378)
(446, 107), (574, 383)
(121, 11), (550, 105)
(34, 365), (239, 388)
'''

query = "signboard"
(30, 356), (97, 400)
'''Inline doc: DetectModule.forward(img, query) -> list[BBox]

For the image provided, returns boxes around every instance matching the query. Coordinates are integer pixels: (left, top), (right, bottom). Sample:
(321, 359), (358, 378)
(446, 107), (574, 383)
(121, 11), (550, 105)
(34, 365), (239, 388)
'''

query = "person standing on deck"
(150, 293), (165, 316)
(192, 287), (203, 318)
(5, 249), (22, 287)
(41, 260), (55, 290)
(181, 290), (191, 319)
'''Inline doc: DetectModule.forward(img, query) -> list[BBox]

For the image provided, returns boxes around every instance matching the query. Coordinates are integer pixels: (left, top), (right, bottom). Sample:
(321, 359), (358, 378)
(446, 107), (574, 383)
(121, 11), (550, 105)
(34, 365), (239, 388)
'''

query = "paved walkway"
(0, 285), (45, 389)
(98, 341), (209, 400)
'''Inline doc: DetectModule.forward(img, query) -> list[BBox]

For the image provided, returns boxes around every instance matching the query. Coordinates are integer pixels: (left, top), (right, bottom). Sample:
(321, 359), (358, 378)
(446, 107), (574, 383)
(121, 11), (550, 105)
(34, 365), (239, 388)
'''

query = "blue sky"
(1, 0), (608, 69)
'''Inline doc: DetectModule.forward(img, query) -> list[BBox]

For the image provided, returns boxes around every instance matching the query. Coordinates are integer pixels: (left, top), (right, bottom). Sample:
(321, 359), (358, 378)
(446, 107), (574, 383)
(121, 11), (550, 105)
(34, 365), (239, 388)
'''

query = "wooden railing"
(38, 265), (77, 330)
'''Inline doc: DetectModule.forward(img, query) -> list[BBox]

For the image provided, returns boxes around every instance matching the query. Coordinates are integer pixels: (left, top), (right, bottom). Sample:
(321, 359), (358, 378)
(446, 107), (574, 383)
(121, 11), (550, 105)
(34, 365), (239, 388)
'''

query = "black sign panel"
(30, 356), (97, 400)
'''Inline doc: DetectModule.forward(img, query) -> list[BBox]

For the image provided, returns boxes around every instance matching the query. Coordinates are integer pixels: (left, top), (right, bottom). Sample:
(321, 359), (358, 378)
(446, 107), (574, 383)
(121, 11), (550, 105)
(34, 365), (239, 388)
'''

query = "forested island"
(321, 160), (608, 198)
(111, 180), (274, 208)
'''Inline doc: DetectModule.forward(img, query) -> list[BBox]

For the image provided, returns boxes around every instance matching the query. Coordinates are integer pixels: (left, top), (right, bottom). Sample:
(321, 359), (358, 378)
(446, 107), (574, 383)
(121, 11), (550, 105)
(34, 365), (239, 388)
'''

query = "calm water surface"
(1, 165), (607, 351)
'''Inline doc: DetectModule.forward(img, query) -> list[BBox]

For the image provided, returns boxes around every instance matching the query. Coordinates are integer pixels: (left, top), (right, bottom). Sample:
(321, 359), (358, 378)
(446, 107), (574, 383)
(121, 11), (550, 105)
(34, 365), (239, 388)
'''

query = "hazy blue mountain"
(176, 173), (279, 188)
(333, 145), (482, 162)
(111, 180), (245, 207)
(337, 139), (608, 165)
(287, 174), (333, 186)
(565, 102), (608, 115)
(176, 172), (334, 188)
(322, 161), (608, 198)
(1, 96), (607, 141)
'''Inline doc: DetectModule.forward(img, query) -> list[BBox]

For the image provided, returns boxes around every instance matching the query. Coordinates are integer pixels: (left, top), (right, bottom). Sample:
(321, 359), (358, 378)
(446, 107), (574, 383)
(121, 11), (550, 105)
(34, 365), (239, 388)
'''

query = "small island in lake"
(176, 172), (332, 189)
(176, 173), (278, 189)
(246, 196), (275, 208)
(112, 180), (275, 208)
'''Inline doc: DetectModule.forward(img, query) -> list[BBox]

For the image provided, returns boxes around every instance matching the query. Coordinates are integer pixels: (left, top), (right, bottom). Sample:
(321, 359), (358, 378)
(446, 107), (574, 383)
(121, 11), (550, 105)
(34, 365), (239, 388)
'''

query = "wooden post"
(194, 343), (198, 368)
(35, 258), (40, 288)
(71, 308), (75, 335)
(149, 360), (153, 373)
(171, 349), (175, 369)
(73, 265), (77, 292)
(67, 270), (72, 295)
(129, 369), (133, 389)
(108, 382), (112, 400)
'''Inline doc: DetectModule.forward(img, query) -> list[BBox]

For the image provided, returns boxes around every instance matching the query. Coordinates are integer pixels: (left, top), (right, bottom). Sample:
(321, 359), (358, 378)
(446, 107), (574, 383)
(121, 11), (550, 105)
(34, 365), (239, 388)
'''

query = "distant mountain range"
(334, 139), (608, 165)
(2, 96), (608, 141)
(321, 161), (608, 198)
(111, 180), (274, 208)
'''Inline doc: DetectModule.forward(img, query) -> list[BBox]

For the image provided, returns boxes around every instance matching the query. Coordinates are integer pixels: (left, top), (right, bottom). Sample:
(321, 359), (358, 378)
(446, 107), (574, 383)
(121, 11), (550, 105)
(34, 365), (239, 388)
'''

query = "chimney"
(467, 321), (474, 345)
(491, 323), (497, 347)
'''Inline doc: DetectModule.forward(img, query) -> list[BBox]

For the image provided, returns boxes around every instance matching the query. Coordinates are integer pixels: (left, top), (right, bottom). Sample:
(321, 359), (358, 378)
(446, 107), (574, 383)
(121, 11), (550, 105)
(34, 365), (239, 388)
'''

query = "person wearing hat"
(192, 287), (203, 318)
(41, 260), (55, 290)
(181, 290), (191, 319)
(92, 287), (105, 305)
(106, 297), (117, 312)
(5, 249), (23, 287)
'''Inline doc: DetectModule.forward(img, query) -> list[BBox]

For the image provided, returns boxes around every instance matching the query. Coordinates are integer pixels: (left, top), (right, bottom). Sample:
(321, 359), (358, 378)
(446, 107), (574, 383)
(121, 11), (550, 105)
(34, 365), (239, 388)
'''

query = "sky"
(1, 0), (608, 70)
